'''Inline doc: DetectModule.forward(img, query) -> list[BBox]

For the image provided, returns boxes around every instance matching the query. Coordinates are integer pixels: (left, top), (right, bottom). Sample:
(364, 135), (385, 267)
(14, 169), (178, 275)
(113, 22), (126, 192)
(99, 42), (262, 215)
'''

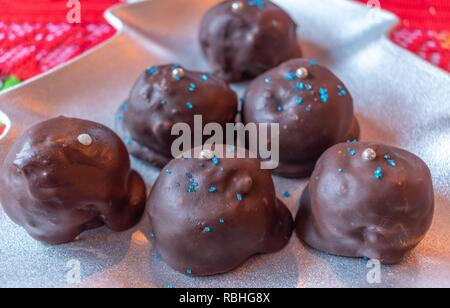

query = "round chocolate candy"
(296, 141), (434, 264)
(242, 58), (360, 178)
(147, 146), (294, 276)
(0, 117), (147, 244)
(199, 0), (302, 82)
(116, 64), (238, 168)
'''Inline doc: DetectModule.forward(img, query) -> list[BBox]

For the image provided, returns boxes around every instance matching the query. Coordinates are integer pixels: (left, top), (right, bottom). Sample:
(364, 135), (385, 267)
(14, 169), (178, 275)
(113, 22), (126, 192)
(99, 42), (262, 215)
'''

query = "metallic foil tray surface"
(0, 0), (449, 288)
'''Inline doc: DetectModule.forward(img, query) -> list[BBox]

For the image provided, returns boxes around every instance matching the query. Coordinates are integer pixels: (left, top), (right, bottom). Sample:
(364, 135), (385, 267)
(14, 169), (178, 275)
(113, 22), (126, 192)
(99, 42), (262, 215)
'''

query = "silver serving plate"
(0, 0), (449, 288)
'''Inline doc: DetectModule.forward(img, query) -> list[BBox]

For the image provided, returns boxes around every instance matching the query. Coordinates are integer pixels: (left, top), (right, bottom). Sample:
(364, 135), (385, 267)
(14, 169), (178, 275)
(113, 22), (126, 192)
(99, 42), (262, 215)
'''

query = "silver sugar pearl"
(199, 149), (214, 160)
(77, 134), (93, 146)
(296, 67), (309, 79)
(172, 67), (185, 80)
(231, 1), (244, 12)
(362, 148), (377, 161)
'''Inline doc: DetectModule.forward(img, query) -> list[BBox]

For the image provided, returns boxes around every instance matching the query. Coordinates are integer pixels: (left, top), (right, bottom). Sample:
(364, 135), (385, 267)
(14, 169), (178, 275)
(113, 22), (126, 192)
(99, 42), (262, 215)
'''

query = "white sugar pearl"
(362, 148), (377, 161)
(172, 67), (185, 80)
(296, 67), (309, 79)
(231, 1), (244, 12)
(77, 134), (93, 146)
(199, 149), (214, 160)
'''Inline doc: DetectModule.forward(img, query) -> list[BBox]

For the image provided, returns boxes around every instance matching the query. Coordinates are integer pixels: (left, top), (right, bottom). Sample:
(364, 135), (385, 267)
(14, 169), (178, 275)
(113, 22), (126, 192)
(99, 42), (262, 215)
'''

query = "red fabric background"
(356, 0), (450, 72)
(0, 0), (448, 84)
(0, 0), (121, 80)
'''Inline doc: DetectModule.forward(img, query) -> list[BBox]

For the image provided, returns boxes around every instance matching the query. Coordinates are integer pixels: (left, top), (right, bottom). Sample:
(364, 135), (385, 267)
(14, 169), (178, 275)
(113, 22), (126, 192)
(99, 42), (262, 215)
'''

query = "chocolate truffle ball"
(199, 0), (302, 82)
(296, 141), (435, 264)
(242, 59), (360, 178)
(147, 146), (293, 276)
(116, 64), (238, 168)
(0, 117), (147, 244)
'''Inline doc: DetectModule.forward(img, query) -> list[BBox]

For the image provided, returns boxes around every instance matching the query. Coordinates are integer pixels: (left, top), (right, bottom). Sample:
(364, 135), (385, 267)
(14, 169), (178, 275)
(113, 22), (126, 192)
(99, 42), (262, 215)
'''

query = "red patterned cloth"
(0, 0), (121, 81)
(357, 0), (450, 72)
(0, 0), (448, 87)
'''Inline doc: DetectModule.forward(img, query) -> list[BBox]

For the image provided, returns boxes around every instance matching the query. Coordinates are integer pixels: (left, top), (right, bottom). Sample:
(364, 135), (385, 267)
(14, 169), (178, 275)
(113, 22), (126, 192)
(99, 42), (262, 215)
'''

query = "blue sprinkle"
(310, 59), (318, 65)
(305, 83), (313, 90)
(209, 186), (217, 193)
(186, 172), (193, 179)
(248, 0), (265, 9)
(319, 88), (329, 103)
(188, 181), (199, 193)
(283, 191), (290, 198)
(172, 64), (180, 69)
(188, 83), (197, 92)
(338, 89), (348, 96)
(384, 154), (397, 167)
(219, 218), (225, 224)
(202, 226), (212, 233)
(186, 102), (193, 109)
(296, 82), (305, 90)
(125, 138), (132, 145)
(155, 252), (161, 261)
(387, 159), (396, 167)
(201, 75), (209, 81)
(147, 66), (158, 75)
(167, 283), (174, 289)
(212, 156), (220, 166)
(347, 147), (357, 156)
(296, 97), (303, 105)
(374, 167), (383, 180)
(120, 103), (127, 111)
(236, 194), (243, 201)
(277, 105), (284, 112)
(265, 76), (273, 84)
(363, 256), (370, 262)
(165, 169), (172, 174)
(187, 175), (199, 192)
(284, 71), (297, 82)
(186, 268), (193, 275)
(117, 114), (123, 121)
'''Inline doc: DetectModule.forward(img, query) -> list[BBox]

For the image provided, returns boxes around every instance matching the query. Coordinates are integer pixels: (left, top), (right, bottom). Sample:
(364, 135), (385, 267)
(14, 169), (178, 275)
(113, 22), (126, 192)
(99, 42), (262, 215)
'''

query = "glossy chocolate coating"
(147, 147), (294, 276)
(296, 142), (435, 264)
(0, 117), (147, 244)
(116, 64), (238, 168)
(243, 59), (360, 178)
(199, 0), (302, 82)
